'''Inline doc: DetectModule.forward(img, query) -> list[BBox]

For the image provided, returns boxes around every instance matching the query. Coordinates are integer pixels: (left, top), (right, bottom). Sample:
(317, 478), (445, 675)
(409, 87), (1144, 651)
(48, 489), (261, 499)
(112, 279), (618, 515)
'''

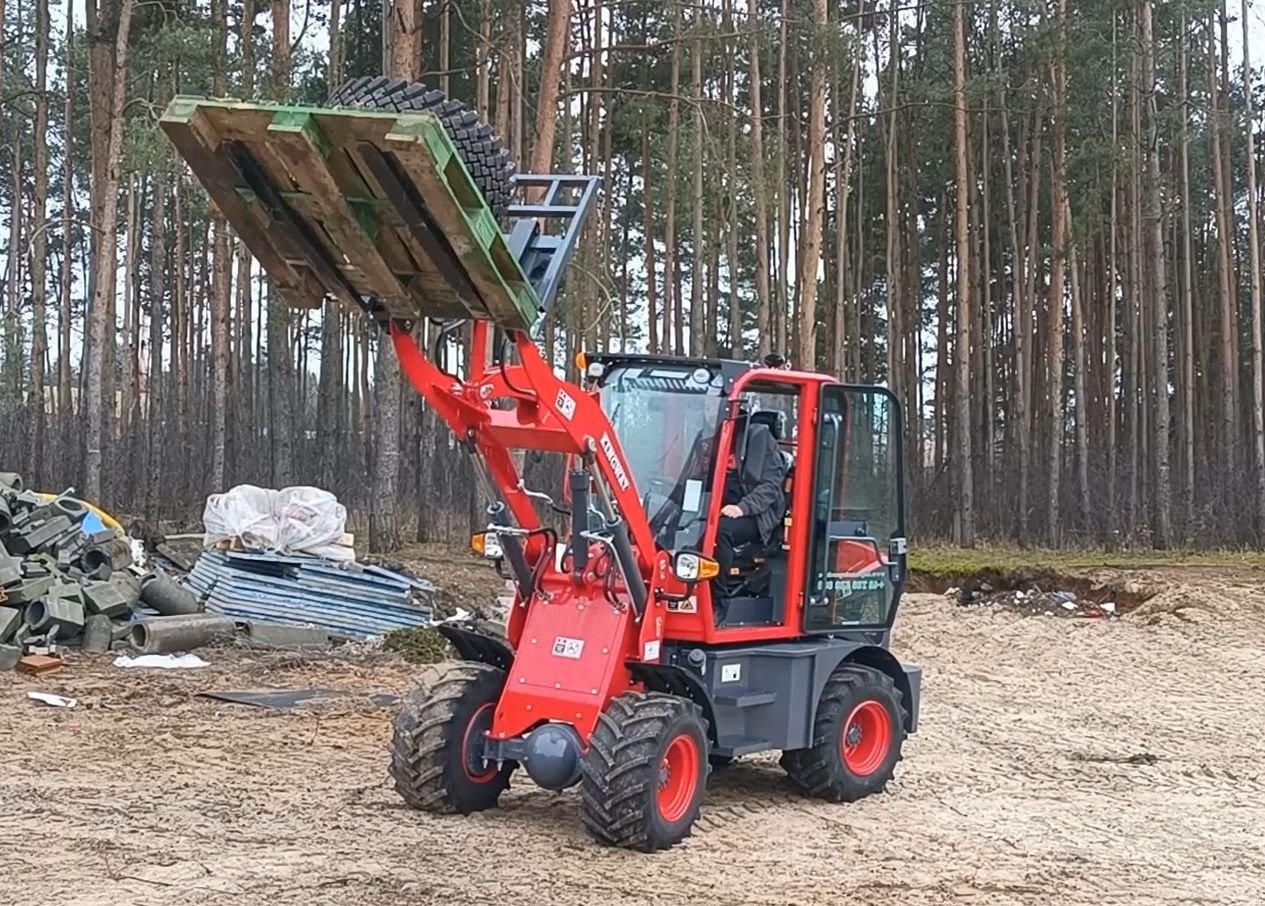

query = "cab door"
(803, 384), (906, 633)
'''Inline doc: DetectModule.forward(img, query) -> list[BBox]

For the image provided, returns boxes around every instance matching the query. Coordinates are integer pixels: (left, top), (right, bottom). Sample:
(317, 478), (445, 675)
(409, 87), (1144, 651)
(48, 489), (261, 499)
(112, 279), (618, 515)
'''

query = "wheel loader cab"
(589, 355), (906, 645)
(688, 374), (906, 642)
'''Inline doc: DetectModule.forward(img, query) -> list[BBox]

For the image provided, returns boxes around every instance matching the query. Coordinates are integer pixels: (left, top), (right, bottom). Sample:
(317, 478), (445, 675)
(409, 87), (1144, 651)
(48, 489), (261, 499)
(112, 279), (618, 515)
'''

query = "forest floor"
(2, 549), (1264, 906)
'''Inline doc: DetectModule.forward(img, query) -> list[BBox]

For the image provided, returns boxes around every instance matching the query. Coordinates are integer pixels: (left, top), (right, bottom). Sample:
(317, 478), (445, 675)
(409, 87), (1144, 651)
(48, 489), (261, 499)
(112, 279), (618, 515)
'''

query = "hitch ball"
(522, 723), (584, 791)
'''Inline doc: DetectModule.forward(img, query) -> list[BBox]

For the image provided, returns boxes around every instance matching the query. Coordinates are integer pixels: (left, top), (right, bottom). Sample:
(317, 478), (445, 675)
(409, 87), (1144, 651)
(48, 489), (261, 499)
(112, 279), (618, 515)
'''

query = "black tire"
(325, 76), (516, 220)
(580, 692), (709, 852)
(779, 663), (905, 802)
(389, 661), (515, 814)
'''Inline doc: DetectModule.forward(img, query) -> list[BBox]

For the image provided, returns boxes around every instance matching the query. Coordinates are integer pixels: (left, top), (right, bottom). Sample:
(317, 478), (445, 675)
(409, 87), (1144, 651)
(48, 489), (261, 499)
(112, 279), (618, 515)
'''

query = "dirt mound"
(916, 565), (1159, 617)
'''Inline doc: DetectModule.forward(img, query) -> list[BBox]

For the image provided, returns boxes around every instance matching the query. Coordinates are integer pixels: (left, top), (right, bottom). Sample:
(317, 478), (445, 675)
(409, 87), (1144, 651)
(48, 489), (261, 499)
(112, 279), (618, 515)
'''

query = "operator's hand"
(721, 504), (744, 518)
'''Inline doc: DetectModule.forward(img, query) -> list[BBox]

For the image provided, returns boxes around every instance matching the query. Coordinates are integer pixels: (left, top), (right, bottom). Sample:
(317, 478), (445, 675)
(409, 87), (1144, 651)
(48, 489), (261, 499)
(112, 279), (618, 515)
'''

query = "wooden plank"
(162, 97), (541, 326)
(380, 116), (539, 329)
(206, 100), (474, 320)
(333, 146), (476, 319)
(265, 110), (413, 308)
(320, 124), (485, 318)
(159, 102), (326, 305)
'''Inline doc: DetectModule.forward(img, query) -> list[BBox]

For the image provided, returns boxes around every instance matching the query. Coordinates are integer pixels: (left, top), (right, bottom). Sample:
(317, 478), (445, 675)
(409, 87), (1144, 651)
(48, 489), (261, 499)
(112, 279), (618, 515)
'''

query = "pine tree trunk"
(1001, 105), (1030, 541)
(688, 23), (704, 357)
(1209, 12), (1237, 485)
(237, 0), (257, 449)
(266, 0), (296, 490)
(146, 168), (168, 522)
(665, 1), (682, 354)
(641, 131), (658, 353)
(1107, 15), (1119, 535)
(774, 0), (790, 354)
(796, 0), (827, 371)
(30, 0), (50, 489)
(884, 6), (902, 400)
(747, 0), (771, 358)
(527, 0), (571, 178)
(84, 0), (135, 504)
(210, 0), (232, 491)
(1178, 6), (1195, 531)
(1242, 0), (1265, 537)
(58, 0), (74, 440)
(120, 177), (139, 456)
(952, 0), (974, 545)
(1047, 0), (1068, 545)
(832, 56), (860, 378)
(1139, 1), (1171, 547)
(1069, 214), (1091, 527)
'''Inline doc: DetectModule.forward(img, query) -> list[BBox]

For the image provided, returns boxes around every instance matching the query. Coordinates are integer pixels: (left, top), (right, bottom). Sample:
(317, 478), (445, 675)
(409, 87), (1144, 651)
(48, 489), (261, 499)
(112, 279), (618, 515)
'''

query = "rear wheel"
(779, 663), (905, 801)
(390, 661), (515, 814)
(325, 76), (516, 221)
(580, 692), (709, 852)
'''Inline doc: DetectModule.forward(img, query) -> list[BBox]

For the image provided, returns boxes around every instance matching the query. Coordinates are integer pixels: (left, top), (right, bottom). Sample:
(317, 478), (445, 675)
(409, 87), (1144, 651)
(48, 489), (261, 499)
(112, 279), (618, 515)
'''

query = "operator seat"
(718, 409), (794, 603)
(749, 410), (794, 476)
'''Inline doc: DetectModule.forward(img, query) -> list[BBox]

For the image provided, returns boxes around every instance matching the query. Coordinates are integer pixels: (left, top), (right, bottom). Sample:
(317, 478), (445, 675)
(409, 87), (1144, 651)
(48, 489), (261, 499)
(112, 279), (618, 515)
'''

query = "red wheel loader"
(404, 339), (921, 851)
(160, 78), (921, 853)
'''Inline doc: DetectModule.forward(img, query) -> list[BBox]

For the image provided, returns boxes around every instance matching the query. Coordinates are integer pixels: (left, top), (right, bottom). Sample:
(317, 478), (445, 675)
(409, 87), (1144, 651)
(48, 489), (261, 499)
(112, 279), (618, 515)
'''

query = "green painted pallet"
(159, 96), (540, 329)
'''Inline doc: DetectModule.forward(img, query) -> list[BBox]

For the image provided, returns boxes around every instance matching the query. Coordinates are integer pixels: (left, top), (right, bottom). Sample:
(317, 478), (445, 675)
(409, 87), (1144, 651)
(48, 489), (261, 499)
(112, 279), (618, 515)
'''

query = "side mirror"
(672, 550), (719, 583)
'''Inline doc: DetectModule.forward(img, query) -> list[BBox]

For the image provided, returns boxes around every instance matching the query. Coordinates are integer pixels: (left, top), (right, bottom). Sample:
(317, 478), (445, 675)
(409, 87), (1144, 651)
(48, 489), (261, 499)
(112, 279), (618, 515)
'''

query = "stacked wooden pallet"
(159, 96), (540, 330)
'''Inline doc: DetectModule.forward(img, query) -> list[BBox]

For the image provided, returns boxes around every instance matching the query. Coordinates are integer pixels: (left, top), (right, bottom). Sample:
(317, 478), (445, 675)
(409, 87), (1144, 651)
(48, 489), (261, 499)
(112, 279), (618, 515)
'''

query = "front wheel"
(779, 663), (905, 801)
(580, 692), (709, 852)
(389, 661), (515, 814)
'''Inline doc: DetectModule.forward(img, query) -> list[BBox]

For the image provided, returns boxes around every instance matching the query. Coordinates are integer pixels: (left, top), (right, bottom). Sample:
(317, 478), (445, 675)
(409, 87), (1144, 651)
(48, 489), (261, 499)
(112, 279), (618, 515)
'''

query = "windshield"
(599, 363), (727, 552)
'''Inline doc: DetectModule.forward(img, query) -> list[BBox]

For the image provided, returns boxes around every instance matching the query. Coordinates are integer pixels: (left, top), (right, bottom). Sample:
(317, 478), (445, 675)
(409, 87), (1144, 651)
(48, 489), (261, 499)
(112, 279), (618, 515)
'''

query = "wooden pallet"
(159, 96), (541, 329)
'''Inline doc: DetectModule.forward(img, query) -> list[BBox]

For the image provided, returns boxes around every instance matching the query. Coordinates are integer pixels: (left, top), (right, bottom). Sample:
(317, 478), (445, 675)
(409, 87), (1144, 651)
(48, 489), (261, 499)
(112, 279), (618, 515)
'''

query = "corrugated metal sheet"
(183, 549), (434, 639)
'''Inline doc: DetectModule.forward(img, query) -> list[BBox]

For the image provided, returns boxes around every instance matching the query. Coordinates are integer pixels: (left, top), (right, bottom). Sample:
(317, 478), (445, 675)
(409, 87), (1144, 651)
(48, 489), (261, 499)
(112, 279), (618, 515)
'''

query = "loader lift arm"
(379, 169), (659, 614)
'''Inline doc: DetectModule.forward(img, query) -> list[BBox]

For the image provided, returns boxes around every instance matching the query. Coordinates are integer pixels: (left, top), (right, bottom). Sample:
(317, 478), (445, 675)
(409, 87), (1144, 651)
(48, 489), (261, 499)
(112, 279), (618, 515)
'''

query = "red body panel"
(492, 576), (637, 742)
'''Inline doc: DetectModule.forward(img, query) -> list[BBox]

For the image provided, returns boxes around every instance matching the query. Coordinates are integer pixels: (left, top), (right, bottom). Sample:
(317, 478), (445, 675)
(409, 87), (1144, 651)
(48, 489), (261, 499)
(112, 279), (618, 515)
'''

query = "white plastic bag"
(202, 484), (350, 559)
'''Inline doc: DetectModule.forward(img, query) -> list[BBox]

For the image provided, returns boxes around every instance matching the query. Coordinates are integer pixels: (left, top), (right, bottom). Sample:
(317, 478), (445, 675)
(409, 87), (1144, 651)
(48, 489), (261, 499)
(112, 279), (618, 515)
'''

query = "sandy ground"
(2, 564), (1264, 906)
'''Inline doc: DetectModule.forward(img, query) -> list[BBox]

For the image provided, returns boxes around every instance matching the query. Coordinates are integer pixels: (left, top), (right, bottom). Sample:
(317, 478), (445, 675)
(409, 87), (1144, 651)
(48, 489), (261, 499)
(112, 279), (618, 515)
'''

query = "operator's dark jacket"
(728, 422), (787, 545)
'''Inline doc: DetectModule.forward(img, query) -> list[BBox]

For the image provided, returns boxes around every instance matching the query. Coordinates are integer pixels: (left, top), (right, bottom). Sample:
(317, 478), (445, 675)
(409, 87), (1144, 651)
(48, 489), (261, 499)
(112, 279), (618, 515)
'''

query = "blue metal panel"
(183, 550), (434, 640)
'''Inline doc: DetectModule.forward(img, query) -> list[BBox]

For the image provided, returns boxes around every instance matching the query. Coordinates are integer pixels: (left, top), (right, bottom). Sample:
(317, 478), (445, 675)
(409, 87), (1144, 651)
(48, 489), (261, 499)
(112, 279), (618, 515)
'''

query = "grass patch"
(382, 626), (452, 664)
(910, 543), (1265, 581)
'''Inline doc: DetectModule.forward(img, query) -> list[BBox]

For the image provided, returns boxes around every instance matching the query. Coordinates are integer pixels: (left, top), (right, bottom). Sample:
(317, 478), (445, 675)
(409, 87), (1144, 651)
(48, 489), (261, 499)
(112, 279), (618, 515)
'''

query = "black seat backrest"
(749, 409), (786, 440)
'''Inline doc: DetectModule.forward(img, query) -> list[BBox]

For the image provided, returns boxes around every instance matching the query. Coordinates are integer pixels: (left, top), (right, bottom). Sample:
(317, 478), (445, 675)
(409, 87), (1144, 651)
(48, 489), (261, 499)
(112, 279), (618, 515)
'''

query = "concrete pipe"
(128, 614), (237, 654)
(24, 598), (86, 637)
(82, 537), (132, 574)
(139, 571), (203, 616)
(82, 614), (114, 653)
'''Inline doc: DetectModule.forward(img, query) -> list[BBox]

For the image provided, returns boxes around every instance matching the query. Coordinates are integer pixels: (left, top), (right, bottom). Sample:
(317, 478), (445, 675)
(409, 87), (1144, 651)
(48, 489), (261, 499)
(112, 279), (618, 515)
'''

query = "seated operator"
(713, 412), (786, 587)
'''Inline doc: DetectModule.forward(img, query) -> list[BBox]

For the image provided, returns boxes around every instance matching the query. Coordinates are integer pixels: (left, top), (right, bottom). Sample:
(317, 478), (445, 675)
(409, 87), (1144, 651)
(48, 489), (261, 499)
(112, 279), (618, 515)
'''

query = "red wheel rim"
(460, 703), (497, 783)
(841, 700), (891, 776)
(657, 734), (701, 823)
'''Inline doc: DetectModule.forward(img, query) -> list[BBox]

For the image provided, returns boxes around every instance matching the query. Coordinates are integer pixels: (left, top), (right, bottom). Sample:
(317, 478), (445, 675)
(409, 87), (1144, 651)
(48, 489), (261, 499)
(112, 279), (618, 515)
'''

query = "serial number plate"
(552, 636), (584, 659)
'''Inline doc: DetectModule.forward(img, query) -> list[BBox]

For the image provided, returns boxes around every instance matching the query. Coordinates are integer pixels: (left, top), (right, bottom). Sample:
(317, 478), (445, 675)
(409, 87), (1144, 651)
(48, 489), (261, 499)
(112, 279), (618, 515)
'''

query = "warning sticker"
(555, 390), (577, 421)
(552, 636), (584, 659)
